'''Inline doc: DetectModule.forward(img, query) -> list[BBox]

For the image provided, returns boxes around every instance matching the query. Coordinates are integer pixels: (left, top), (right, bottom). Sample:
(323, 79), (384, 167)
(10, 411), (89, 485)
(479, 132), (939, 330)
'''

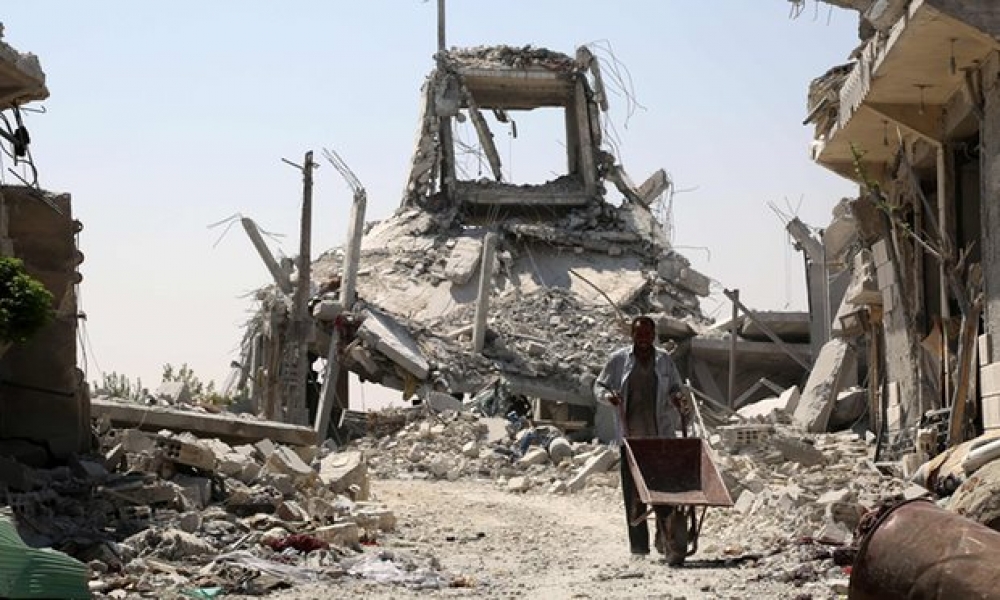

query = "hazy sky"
(2, 1), (859, 397)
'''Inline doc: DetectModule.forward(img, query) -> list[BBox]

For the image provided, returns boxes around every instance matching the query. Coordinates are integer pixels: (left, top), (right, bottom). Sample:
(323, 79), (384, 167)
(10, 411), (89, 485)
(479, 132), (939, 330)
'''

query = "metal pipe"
(849, 499), (1000, 600)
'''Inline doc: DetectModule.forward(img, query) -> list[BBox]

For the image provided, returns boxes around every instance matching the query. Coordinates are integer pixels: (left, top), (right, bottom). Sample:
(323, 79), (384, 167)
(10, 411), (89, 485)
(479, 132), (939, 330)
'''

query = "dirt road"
(261, 477), (836, 599)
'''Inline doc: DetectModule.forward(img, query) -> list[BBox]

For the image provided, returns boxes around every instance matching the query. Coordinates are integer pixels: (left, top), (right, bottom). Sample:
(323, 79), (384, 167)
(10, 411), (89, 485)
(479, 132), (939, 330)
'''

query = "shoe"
(630, 547), (650, 556)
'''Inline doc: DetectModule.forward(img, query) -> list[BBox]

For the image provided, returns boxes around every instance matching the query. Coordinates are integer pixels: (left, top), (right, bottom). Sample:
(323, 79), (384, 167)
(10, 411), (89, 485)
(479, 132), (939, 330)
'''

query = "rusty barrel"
(849, 498), (1000, 600)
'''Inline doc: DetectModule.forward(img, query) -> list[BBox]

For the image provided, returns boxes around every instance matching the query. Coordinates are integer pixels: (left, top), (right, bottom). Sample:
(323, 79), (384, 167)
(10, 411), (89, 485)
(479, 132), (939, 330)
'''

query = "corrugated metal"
(0, 516), (90, 599)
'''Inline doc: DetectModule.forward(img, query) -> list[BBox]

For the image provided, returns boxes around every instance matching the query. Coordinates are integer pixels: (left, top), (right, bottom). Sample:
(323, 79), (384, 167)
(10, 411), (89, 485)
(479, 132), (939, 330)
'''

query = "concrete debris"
(793, 338), (856, 433)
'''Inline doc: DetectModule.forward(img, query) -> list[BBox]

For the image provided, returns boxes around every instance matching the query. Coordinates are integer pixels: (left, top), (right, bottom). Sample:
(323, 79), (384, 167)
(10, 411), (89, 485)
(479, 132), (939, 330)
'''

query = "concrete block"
(314, 523), (359, 547)
(254, 439), (277, 460)
(980, 334), (993, 367)
(155, 436), (217, 472)
(780, 386), (801, 415)
(319, 450), (370, 500)
(816, 488), (854, 505)
(443, 236), (483, 285)
(357, 309), (430, 380)
(566, 448), (617, 491)
(353, 507), (396, 531)
(876, 262), (895, 290)
(276, 500), (310, 522)
(156, 381), (192, 405)
(883, 285), (895, 313)
(119, 429), (156, 454)
(734, 491), (756, 514)
(815, 521), (852, 545)
(886, 402), (903, 431)
(773, 437), (827, 467)
(981, 363), (1000, 397)
(172, 474), (212, 510)
(264, 445), (316, 484)
(676, 267), (712, 297)
(982, 394), (1000, 430)
(794, 338), (856, 433)
(516, 447), (549, 468)
(462, 441), (480, 458)
(425, 391), (464, 413)
(507, 476), (531, 492)
(872, 239), (890, 267)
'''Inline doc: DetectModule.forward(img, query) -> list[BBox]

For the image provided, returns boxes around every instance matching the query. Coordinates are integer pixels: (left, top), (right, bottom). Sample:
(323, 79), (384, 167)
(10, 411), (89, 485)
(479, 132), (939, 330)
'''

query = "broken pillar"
(794, 338), (856, 433)
(473, 232), (497, 353)
(339, 189), (367, 311)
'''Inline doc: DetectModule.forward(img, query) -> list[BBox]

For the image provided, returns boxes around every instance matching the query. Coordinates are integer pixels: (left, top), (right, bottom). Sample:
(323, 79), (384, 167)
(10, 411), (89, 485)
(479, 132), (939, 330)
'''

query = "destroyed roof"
(0, 24), (48, 109)
(444, 45), (577, 73)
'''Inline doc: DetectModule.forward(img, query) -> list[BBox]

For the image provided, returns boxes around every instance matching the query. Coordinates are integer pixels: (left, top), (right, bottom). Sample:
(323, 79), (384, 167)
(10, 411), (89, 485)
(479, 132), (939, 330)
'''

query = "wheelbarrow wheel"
(656, 509), (688, 566)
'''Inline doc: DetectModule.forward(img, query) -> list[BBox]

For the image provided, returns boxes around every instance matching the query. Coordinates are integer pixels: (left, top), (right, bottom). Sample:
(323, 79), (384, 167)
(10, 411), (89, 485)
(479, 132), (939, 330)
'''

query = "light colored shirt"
(594, 345), (684, 443)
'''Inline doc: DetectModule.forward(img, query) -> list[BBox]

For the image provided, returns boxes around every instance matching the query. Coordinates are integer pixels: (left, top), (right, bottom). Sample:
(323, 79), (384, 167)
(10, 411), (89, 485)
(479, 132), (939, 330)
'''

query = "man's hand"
(607, 391), (623, 407)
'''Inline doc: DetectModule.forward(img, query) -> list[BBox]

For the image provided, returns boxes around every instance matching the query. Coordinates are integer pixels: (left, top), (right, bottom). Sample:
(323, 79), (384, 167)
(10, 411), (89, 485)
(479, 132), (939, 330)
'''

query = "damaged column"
(473, 232), (497, 353)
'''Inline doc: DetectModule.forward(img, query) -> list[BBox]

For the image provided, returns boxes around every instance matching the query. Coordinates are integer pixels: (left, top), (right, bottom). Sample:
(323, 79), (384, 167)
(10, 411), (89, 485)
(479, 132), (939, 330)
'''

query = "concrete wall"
(981, 54), (1000, 366)
(929, 0), (1000, 39)
(0, 186), (88, 459)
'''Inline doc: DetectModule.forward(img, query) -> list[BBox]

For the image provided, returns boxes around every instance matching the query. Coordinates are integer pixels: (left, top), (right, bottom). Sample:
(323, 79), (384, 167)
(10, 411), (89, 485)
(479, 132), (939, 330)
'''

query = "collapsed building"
(234, 44), (749, 442)
(791, 0), (1000, 465)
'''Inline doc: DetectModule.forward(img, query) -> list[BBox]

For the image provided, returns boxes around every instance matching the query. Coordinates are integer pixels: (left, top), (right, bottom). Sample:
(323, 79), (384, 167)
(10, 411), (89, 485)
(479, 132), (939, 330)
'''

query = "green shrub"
(0, 257), (54, 345)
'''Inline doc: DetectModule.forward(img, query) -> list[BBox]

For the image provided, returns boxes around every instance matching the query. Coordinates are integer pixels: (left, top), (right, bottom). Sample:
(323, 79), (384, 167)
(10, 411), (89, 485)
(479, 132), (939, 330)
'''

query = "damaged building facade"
(237, 44), (739, 442)
(0, 28), (89, 461)
(798, 0), (1000, 458)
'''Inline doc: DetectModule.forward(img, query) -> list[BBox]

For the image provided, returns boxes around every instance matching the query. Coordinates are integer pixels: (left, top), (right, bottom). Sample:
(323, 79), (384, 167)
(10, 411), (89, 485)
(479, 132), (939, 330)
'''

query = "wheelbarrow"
(622, 430), (733, 565)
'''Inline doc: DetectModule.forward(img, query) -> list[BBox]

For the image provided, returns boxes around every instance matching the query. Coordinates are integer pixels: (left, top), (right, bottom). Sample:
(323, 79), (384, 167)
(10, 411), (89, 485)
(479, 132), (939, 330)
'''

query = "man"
(594, 315), (691, 559)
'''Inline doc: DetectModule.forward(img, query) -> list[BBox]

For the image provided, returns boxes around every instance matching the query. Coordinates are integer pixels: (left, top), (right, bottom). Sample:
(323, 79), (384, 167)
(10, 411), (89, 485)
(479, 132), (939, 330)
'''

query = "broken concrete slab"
(264, 446), (316, 485)
(739, 311), (811, 344)
(566, 448), (616, 492)
(319, 450), (370, 501)
(90, 398), (318, 447)
(155, 381), (192, 405)
(155, 436), (216, 472)
(793, 339), (856, 433)
(443, 235), (483, 285)
(357, 308), (430, 380)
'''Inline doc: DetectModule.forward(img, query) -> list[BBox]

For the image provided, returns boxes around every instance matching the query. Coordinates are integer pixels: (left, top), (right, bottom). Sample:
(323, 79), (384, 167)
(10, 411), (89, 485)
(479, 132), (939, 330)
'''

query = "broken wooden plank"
(91, 398), (318, 447)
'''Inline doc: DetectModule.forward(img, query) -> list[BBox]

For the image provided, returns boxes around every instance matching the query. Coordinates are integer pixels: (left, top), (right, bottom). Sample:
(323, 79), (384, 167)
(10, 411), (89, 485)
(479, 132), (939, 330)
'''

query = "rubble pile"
(704, 427), (914, 554)
(0, 424), (478, 598)
(445, 44), (578, 71)
(354, 409), (623, 496)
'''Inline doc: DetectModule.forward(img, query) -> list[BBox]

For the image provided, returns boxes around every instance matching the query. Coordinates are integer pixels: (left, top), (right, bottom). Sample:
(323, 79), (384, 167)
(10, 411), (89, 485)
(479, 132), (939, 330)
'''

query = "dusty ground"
(253, 477), (838, 599)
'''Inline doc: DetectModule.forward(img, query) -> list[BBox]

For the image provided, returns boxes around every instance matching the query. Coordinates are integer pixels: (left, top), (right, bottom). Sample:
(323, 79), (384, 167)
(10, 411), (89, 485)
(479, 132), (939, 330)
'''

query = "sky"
(1, 1), (860, 403)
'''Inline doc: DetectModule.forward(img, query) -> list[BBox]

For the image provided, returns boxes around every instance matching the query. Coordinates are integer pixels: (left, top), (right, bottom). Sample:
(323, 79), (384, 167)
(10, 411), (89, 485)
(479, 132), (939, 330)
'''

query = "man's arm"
(594, 352), (622, 406)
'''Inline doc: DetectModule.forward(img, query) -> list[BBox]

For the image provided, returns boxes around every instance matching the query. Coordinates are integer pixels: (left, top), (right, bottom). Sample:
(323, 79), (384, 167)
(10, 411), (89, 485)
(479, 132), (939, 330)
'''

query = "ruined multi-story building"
(801, 0), (1000, 449)
(0, 27), (89, 461)
(238, 44), (732, 441)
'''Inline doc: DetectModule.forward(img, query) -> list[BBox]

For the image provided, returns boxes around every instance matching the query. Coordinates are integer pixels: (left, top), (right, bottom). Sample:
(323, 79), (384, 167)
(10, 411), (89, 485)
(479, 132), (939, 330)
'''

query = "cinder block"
(882, 286), (895, 313)
(872, 240), (891, 267)
(983, 394), (1000, 430)
(981, 363), (1000, 398)
(980, 334), (993, 367)
(876, 262), (895, 290)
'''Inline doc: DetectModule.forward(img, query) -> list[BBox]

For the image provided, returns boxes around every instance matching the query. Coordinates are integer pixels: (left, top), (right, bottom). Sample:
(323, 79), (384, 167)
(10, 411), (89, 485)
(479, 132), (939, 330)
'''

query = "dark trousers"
(620, 452), (668, 553)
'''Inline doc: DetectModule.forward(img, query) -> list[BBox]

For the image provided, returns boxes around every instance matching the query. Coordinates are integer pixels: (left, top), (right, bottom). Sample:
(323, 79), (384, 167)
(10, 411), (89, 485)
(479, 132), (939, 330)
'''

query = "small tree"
(0, 257), (54, 345)
(93, 372), (145, 402)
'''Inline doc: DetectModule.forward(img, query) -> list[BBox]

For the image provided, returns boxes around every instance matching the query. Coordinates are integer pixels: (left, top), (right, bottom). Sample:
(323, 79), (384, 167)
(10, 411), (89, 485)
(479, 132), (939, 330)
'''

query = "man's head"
(631, 316), (656, 357)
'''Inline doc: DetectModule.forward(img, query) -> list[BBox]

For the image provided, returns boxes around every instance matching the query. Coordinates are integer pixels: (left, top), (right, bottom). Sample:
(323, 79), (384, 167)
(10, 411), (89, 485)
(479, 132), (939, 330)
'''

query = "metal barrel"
(849, 498), (1000, 600)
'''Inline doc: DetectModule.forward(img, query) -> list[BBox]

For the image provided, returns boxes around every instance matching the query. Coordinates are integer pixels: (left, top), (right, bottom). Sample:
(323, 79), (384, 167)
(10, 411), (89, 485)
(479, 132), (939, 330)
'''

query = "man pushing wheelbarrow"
(595, 315), (732, 566)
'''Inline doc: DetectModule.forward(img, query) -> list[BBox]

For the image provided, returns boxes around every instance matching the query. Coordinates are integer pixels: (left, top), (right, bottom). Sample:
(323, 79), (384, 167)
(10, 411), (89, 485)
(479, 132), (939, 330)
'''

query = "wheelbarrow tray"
(623, 438), (733, 507)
